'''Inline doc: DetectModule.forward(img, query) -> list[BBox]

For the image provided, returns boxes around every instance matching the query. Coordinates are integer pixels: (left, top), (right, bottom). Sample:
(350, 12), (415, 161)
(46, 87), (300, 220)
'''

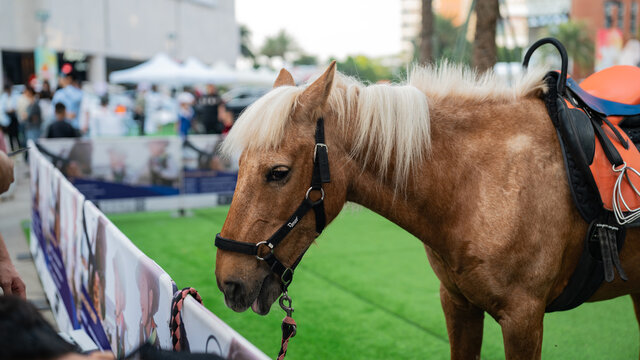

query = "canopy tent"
(109, 53), (279, 86)
(109, 53), (183, 84)
(208, 61), (237, 84)
(181, 58), (237, 85)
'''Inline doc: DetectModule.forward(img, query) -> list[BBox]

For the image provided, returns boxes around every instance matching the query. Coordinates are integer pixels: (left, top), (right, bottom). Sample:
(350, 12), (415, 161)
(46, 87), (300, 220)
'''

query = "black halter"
(214, 117), (331, 290)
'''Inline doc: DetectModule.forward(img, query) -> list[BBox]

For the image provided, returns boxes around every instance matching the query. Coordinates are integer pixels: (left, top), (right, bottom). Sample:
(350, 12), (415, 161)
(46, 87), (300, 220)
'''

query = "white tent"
(109, 53), (183, 84)
(208, 61), (237, 84)
(235, 67), (278, 86)
(109, 54), (240, 85)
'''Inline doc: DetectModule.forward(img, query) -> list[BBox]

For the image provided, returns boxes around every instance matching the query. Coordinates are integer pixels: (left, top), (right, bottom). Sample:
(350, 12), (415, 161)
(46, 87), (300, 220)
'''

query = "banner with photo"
(182, 135), (238, 196)
(36, 137), (183, 200)
(29, 143), (268, 359)
(29, 143), (175, 354)
(37, 135), (237, 205)
(180, 297), (270, 360)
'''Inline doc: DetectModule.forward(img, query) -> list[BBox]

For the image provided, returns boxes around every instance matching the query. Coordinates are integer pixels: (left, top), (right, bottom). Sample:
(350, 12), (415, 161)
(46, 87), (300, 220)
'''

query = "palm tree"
(472, 0), (500, 72)
(260, 30), (298, 63)
(239, 25), (255, 61)
(548, 21), (594, 77)
(420, 0), (434, 64)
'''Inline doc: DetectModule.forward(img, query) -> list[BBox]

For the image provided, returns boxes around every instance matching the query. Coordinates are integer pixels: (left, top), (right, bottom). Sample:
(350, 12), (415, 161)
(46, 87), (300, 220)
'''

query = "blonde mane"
(223, 64), (548, 189)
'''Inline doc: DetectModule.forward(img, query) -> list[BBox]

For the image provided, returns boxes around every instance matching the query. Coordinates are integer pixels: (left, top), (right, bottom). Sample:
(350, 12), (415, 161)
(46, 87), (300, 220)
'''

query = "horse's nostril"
(223, 280), (244, 300)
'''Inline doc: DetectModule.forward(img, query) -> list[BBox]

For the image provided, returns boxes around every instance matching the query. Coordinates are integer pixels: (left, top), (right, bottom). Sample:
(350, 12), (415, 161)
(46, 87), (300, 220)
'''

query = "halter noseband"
(214, 117), (331, 289)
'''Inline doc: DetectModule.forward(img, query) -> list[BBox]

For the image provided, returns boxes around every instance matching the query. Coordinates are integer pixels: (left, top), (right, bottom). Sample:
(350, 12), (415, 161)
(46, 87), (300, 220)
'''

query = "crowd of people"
(0, 73), (234, 152)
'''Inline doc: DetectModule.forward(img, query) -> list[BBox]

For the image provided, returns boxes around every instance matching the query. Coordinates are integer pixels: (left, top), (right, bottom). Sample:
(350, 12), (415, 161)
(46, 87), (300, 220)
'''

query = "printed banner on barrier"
(181, 297), (270, 360)
(29, 142), (268, 359)
(29, 143), (175, 354)
(182, 135), (238, 195)
(37, 137), (182, 200)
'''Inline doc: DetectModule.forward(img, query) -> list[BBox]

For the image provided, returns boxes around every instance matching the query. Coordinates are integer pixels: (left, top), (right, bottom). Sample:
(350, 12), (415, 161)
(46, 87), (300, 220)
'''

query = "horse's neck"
(341, 97), (547, 260)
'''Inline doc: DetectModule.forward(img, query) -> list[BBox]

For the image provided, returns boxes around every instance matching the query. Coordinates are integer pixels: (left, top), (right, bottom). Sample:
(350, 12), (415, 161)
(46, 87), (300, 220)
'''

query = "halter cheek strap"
(214, 117), (331, 288)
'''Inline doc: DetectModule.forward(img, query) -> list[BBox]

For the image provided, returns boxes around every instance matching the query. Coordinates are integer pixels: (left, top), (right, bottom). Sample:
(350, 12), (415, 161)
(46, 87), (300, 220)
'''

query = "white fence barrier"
(29, 141), (268, 359)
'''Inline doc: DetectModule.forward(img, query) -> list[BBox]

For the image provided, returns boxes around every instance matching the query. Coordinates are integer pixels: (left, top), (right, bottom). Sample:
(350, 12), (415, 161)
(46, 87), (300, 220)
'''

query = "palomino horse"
(214, 62), (640, 359)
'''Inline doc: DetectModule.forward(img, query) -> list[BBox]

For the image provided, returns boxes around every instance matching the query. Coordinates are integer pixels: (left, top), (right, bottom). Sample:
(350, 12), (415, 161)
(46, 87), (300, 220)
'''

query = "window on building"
(605, 1), (615, 28)
(618, 2), (625, 29)
(632, 2), (639, 34)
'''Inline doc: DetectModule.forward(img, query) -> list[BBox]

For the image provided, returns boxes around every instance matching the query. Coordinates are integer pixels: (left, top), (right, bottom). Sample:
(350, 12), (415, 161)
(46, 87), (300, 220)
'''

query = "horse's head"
(215, 62), (349, 315)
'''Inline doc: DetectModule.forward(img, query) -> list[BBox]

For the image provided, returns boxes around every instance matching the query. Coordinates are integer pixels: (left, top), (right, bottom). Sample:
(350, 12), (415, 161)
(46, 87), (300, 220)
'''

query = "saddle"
(523, 38), (634, 312)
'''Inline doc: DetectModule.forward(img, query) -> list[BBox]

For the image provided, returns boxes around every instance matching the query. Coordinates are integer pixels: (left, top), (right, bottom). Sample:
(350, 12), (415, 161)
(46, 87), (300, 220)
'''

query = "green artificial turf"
(110, 207), (638, 359)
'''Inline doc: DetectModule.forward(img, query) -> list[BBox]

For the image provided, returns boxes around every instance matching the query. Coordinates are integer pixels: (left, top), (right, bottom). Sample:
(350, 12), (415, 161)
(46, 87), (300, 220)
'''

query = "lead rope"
(277, 292), (296, 360)
(171, 287), (203, 352)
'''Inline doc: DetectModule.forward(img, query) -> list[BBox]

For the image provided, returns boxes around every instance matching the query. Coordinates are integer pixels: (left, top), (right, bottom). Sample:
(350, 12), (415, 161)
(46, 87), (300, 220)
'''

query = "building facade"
(400, 0), (570, 59)
(0, 0), (238, 88)
(572, 0), (639, 41)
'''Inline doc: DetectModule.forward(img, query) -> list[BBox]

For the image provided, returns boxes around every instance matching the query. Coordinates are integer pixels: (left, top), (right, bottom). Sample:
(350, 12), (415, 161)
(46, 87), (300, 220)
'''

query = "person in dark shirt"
(195, 84), (225, 134)
(46, 102), (79, 138)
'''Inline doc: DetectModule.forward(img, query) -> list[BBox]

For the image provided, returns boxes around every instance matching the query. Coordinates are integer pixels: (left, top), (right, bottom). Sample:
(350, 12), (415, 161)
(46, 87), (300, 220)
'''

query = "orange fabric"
(576, 66), (640, 211)
(581, 65), (640, 106)
(588, 123), (640, 211)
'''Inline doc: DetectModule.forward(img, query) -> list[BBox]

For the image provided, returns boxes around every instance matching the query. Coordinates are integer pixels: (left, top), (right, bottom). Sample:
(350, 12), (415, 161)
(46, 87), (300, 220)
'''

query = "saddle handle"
(522, 37), (568, 94)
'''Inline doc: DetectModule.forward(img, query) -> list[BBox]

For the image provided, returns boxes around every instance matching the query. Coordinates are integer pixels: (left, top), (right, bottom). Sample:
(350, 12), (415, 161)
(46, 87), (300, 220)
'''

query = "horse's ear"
(274, 68), (295, 88)
(299, 60), (337, 111)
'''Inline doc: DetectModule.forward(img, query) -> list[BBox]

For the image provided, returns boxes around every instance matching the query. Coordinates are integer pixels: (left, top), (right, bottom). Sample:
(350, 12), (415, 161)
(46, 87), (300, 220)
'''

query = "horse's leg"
(440, 284), (484, 360)
(633, 294), (640, 360)
(498, 301), (545, 360)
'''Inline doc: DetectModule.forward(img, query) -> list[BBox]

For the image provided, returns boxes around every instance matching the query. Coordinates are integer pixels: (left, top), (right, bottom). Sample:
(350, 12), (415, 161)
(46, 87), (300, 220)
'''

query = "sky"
(235, 0), (403, 61)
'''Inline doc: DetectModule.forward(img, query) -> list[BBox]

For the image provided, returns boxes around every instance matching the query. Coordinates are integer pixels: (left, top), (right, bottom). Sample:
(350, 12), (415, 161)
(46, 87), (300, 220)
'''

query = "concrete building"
(0, 0), (238, 88)
(572, 0), (640, 42)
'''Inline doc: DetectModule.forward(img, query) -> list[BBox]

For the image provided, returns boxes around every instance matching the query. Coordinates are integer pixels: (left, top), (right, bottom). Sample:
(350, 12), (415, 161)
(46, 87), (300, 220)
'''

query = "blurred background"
(0, 0), (638, 141)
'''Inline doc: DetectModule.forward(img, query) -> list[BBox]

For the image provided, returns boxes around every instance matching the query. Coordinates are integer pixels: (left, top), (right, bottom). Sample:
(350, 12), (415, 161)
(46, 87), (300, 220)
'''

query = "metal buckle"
(281, 267), (294, 287)
(255, 241), (274, 261)
(305, 187), (325, 204)
(313, 143), (328, 161)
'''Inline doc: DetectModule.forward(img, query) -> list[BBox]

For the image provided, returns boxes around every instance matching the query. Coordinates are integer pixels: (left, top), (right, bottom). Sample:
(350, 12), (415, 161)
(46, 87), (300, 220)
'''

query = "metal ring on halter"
(613, 162), (627, 172)
(255, 241), (274, 261)
(305, 187), (325, 205)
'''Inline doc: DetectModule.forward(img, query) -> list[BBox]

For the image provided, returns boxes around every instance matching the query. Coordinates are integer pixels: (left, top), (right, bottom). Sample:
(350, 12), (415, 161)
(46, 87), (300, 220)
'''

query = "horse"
(214, 61), (640, 359)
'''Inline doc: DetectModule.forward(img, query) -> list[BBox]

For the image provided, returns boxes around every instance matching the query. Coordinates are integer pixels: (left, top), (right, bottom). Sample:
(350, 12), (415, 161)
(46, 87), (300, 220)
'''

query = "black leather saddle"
(522, 38), (630, 312)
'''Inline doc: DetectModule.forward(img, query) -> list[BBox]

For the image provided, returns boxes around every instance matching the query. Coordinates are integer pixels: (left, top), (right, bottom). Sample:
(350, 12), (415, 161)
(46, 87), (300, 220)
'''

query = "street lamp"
(35, 9), (50, 47)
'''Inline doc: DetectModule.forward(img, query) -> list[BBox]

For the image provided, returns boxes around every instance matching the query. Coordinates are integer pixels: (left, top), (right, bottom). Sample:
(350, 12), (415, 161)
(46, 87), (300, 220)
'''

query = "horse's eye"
(267, 166), (290, 182)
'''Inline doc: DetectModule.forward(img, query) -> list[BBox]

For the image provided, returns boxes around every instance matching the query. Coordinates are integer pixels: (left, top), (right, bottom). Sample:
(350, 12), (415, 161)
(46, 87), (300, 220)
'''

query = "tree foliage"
(260, 30), (298, 60)
(239, 24), (254, 60)
(333, 55), (393, 83)
(547, 21), (594, 73)
(413, 15), (472, 65)
(293, 54), (318, 66)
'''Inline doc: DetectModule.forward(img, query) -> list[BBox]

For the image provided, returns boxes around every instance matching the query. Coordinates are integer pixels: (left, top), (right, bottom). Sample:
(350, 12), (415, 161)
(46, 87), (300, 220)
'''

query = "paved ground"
(0, 156), (56, 327)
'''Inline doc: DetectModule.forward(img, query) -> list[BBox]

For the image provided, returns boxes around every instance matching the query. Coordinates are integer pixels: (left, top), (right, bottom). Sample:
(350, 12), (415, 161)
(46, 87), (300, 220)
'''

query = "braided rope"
(170, 287), (203, 352)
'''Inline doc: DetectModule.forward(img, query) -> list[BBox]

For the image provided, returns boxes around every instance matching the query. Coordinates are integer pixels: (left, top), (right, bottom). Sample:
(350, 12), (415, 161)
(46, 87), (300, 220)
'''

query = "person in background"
(196, 84), (226, 134)
(133, 84), (147, 136)
(16, 86), (32, 146)
(46, 103), (78, 139)
(176, 92), (194, 139)
(40, 80), (53, 100)
(1, 85), (21, 151)
(0, 295), (114, 359)
(23, 86), (42, 144)
(52, 73), (83, 129)
(89, 96), (125, 138)
(0, 151), (26, 299)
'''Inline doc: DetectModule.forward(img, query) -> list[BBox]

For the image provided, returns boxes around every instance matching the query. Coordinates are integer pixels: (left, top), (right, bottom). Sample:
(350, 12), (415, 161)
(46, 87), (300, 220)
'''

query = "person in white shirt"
(89, 96), (125, 138)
